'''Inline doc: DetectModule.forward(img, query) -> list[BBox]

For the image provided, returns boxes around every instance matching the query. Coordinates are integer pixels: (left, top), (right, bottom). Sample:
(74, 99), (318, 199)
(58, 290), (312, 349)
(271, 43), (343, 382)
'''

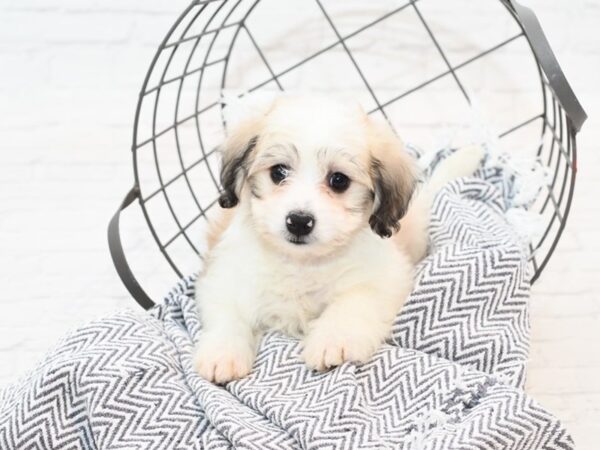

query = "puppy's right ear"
(218, 115), (264, 209)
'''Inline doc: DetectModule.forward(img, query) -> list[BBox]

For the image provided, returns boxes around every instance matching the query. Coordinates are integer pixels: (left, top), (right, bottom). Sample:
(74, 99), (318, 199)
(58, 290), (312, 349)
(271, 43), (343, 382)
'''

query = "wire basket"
(109, 0), (587, 309)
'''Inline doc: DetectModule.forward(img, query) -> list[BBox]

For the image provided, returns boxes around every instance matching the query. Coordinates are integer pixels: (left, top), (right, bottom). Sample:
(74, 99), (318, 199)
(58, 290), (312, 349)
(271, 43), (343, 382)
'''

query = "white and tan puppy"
(194, 96), (484, 383)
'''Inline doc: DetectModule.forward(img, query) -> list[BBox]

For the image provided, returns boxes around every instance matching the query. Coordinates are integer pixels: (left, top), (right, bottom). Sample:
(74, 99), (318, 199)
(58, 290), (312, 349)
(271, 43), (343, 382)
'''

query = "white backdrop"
(0, 0), (599, 445)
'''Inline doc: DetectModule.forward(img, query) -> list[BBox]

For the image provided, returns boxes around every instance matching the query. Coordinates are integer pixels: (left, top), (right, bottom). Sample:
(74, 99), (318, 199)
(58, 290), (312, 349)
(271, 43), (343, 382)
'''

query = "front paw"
(193, 333), (256, 384)
(301, 322), (383, 372)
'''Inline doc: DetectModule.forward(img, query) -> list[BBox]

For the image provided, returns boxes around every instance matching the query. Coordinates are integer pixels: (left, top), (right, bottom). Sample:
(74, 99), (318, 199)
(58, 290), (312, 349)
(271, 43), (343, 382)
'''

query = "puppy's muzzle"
(286, 211), (315, 238)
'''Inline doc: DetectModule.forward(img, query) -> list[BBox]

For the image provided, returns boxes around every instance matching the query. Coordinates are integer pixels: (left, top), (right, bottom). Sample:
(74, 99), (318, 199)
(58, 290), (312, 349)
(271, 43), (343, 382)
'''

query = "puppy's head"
(218, 96), (418, 259)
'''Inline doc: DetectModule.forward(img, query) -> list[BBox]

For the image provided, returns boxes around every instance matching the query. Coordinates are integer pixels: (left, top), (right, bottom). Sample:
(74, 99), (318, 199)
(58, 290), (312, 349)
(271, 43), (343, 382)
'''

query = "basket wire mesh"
(119, 0), (585, 307)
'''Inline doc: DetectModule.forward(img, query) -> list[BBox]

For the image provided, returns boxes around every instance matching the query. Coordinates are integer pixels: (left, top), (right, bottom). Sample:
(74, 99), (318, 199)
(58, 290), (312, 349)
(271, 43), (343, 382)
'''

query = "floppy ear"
(367, 119), (419, 238)
(218, 115), (264, 209)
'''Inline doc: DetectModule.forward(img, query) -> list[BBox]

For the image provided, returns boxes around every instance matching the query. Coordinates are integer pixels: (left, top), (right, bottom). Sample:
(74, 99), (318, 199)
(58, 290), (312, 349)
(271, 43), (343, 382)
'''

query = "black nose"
(286, 212), (315, 237)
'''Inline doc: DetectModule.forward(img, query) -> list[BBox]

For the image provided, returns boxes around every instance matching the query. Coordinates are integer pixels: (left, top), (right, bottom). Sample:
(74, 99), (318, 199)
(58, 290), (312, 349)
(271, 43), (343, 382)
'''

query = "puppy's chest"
(255, 264), (335, 337)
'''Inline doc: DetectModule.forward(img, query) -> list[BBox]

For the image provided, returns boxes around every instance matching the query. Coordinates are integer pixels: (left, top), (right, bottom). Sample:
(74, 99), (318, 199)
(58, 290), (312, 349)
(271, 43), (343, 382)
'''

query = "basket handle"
(507, 0), (587, 131)
(108, 186), (156, 310)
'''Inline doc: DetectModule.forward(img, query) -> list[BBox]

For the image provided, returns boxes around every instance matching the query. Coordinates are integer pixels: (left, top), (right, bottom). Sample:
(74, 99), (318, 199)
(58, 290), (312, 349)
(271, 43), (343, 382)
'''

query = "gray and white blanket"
(0, 151), (573, 449)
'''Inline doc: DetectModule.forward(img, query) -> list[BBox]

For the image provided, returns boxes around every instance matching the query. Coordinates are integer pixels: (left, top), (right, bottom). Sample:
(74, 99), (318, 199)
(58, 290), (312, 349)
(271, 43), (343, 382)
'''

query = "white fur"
(193, 96), (484, 383)
(395, 145), (488, 263)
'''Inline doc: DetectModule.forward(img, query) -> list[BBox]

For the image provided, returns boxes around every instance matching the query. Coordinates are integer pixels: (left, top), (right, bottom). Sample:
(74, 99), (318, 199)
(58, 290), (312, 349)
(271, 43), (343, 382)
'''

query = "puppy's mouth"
(286, 236), (309, 246)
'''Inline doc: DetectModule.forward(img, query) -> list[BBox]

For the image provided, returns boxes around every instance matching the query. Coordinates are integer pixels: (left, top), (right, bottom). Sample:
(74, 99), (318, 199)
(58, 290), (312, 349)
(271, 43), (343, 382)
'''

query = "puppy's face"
(246, 132), (373, 258)
(218, 96), (417, 259)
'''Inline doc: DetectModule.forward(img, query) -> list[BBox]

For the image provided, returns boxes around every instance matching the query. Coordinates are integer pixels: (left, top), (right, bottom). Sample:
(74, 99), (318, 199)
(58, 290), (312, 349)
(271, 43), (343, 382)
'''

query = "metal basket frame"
(109, 0), (587, 309)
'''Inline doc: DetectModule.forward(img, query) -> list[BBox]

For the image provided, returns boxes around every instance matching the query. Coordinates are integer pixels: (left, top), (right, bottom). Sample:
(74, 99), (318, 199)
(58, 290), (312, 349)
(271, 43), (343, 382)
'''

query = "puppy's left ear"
(218, 114), (265, 209)
(367, 119), (419, 238)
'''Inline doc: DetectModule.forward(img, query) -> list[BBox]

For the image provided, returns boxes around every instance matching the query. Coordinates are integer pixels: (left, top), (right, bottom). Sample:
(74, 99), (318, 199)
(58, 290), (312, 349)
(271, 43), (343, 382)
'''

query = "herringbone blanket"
(0, 152), (574, 449)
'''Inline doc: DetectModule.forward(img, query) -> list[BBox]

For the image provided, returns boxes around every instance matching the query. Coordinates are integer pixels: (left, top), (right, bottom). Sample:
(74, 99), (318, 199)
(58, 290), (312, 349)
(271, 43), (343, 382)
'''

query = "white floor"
(1, 0), (598, 446)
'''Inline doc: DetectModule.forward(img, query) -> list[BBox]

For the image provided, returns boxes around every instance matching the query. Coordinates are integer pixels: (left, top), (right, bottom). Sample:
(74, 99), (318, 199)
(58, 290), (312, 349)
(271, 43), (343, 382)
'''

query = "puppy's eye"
(270, 164), (289, 184)
(329, 172), (351, 193)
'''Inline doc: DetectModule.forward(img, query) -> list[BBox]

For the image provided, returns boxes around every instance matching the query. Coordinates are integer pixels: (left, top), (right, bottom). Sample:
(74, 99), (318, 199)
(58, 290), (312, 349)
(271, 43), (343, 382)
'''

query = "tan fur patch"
(206, 207), (235, 251)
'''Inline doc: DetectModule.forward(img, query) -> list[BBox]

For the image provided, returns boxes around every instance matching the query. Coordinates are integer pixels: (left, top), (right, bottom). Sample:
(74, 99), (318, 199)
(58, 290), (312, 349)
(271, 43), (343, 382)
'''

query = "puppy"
(194, 96), (484, 383)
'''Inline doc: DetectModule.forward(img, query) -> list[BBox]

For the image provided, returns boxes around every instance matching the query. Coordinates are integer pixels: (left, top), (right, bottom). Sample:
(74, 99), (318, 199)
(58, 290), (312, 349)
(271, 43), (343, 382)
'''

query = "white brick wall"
(1, 0), (598, 445)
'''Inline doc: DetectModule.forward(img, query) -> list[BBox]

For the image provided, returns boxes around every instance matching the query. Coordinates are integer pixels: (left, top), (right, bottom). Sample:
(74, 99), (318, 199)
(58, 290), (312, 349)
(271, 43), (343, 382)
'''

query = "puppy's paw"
(193, 333), (255, 384)
(301, 323), (383, 372)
